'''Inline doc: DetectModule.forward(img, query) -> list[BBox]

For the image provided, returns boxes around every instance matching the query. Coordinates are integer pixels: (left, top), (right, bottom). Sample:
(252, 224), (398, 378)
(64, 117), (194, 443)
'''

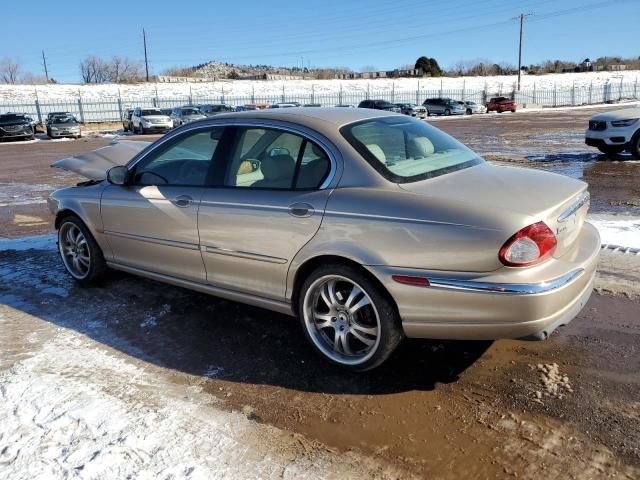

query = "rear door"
(101, 126), (225, 282)
(198, 125), (334, 299)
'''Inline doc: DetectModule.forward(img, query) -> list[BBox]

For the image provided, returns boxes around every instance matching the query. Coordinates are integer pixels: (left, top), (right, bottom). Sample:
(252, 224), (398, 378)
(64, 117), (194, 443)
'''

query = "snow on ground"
(1, 70), (639, 101)
(0, 234), (56, 251)
(588, 214), (640, 249)
(0, 306), (396, 480)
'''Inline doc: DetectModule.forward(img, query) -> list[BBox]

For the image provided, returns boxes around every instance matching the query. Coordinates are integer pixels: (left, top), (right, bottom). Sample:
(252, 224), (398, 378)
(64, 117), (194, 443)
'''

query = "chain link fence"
(1, 79), (638, 124)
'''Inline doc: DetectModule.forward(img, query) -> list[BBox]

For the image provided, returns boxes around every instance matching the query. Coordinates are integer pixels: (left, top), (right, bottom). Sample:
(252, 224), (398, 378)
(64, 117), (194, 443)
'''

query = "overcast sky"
(3, 0), (639, 82)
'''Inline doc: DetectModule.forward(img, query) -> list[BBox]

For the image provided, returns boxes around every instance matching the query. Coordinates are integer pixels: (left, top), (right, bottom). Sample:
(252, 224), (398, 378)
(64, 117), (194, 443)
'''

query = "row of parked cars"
(0, 111), (83, 141)
(357, 96), (517, 116)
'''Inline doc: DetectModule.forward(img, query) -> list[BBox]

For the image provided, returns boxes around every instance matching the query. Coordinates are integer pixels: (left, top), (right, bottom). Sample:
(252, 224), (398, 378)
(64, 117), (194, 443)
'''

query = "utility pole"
(514, 13), (532, 91)
(143, 28), (149, 82)
(41, 50), (49, 83)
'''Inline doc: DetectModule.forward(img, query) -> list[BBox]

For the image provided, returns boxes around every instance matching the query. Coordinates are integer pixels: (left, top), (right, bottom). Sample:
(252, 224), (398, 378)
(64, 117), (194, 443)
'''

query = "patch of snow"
(588, 214), (640, 249)
(0, 307), (395, 479)
(0, 234), (56, 251)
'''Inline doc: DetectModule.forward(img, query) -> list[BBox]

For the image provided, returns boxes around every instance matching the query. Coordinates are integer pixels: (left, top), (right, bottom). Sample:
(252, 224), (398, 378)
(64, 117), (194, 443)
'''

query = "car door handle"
(288, 203), (314, 218)
(172, 195), (193, 208)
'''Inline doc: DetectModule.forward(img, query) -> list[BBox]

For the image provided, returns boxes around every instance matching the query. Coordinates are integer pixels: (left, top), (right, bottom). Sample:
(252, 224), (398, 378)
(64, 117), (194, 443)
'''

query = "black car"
(357, 99), (401, 113)
(0, 113), (35, 141)
(198, 104), (235, 117)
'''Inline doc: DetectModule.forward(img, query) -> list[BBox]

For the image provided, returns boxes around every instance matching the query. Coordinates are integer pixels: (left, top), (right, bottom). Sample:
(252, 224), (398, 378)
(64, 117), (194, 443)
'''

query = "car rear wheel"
(58, 215), (107, 286)
(511, 109), (516, 113)
(466, 108), (472, 115)
(299, 264), (403, 371)
(444, 109), (451, 116)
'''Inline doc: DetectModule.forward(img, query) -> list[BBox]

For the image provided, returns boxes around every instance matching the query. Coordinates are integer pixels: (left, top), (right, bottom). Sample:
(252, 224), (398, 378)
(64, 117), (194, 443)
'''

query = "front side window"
(341, 117), (482, 183)
(225, 127), (330, 190)
(132, 128), (223, 186)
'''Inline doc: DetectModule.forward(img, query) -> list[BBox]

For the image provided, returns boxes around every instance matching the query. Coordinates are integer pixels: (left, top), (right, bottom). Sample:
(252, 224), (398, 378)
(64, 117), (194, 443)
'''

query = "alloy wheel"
(303, 275), (381, 365)
(59, 222), (91, 279)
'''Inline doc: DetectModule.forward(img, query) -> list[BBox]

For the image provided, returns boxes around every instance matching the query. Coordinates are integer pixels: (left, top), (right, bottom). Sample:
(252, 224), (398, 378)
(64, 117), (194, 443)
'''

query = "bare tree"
(0, 57), (21, 84)
(79, 56), (110, 83)
(109, 56), (143, 83)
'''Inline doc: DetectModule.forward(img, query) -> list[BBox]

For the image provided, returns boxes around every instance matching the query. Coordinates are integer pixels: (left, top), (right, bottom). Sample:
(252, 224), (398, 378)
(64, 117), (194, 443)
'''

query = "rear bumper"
(368, 222), (601, 341)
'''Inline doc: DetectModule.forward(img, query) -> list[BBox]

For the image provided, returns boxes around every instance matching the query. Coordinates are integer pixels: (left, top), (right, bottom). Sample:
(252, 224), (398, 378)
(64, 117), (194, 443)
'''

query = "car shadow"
(2, 248), (491, 395)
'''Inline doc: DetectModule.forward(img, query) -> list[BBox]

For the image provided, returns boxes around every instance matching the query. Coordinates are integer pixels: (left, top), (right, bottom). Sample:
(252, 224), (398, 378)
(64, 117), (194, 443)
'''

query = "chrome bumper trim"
(428, 268), (584, 295)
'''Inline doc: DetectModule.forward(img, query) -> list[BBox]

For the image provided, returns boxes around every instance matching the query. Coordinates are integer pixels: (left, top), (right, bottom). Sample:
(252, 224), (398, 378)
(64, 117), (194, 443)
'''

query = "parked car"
(334, 104), (356, 108)
(131, 107), (173, 134)
(486, 97), (516, 113)
(459, 101), (487, 115)
(585, 107), (640, 157)
(160, 108), (173, 117)
(0, 113), (35, 141)
(357, 99), (401, 113)
(198, 104), (235, 116)
(50, 109), (600, 371)
(422, 98), (466, 116)
(122, 108), (134, 132)
(303, 103), (322, 108)
(395, 103), (427, 118)
(47, 114), (81, 139)
(170, 106), (207, 127)
(268, 103), (300, 109)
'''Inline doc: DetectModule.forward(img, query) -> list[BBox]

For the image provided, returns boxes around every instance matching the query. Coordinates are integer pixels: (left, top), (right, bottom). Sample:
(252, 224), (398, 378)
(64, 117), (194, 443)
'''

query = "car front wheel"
(628, 132), (640, 159)
(58, 215), (107, 286)
(299, 264), (403, 371)
(597, 145), (625, 155)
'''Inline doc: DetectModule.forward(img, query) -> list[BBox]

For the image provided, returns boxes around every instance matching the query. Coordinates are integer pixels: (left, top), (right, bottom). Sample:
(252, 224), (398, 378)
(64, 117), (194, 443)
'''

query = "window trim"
(221, 124), (334, 192)
(339, 117), (483, 184)
(127, 125), (226, 188)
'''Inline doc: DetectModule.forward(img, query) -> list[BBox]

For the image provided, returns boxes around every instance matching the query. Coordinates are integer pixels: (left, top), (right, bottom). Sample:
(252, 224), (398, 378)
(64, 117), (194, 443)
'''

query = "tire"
(123, 123), (129, 132)
(427, 111), (431, 117)
(444, 109), (451, 116)
(628, 131), (640, 159)
(57, 215), (107, 286)
(510, 109), (516, 113)
(298, 263), (403, 372)
(497, 110), (503, 113)
(597, 145), (625, 155)
(466, 109), (472, 115)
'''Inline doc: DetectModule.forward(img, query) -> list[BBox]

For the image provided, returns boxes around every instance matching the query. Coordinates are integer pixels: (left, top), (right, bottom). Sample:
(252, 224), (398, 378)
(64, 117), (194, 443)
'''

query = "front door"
(101, 126), (225, 282)
(198, 126), (333, 299)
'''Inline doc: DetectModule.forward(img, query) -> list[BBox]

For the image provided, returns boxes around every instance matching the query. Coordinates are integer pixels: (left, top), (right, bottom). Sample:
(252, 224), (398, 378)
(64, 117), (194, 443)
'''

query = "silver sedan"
(49, 108), (600, 371)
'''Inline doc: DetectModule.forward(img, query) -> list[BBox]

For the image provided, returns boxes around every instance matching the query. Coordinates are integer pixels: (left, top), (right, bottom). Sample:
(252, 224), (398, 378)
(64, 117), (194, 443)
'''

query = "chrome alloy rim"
(58, 223), (91, 279)
(303, 275), (381, 365)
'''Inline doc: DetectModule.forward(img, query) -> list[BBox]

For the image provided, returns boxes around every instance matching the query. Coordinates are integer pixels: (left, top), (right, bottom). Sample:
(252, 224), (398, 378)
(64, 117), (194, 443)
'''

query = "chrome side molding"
(558, 191), (590, 223)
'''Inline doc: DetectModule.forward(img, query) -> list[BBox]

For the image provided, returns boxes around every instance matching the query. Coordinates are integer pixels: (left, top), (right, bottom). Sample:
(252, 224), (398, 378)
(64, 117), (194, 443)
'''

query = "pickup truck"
(486, 97), (516, 113)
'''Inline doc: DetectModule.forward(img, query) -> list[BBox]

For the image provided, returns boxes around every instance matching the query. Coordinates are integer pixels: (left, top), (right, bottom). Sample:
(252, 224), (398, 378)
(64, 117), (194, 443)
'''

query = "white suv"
(585, 107), (640, 157)
(131, 107), (173, 134)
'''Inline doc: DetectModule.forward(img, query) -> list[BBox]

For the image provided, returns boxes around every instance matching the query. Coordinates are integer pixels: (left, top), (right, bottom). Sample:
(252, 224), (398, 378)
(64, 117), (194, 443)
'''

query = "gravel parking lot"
(1, 106), (639, 479)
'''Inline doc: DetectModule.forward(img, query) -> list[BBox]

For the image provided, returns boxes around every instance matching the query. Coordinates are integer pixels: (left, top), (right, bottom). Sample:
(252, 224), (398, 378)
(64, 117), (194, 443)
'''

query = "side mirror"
(106, 165), (128, 185)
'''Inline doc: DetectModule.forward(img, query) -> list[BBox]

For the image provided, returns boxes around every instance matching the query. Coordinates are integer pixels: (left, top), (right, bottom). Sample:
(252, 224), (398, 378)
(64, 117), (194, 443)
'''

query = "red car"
(486, 97), (516, 113)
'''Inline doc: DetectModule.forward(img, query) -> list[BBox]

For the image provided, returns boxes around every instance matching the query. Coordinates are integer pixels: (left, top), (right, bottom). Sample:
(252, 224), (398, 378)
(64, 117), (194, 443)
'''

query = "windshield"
(182, 108), (201, 115)
(341, 116), (482, 183)
(0, 114), (26, 122)
(52, 115), (77, 124)
(141, 109), (162, 116)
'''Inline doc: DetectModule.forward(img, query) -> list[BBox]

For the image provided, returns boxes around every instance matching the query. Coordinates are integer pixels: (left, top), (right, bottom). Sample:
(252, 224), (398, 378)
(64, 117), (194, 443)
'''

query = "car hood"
(51, 140), (151, 180)
(50, 122), (80, 127)
(591, 107), (640, 122)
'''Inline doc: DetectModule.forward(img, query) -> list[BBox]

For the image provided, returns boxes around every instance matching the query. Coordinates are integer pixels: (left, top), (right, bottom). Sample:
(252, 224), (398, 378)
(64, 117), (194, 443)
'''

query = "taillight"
(499, 222), (557, 267)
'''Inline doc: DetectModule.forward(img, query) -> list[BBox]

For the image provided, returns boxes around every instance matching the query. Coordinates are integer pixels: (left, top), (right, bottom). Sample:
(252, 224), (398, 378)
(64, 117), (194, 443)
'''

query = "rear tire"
(466, 108), (472, 115)
(444, 109), (451, 116)
(58, 215), (107, 286)
(511, 109), (516, 113)
(298, 263), (403, 372)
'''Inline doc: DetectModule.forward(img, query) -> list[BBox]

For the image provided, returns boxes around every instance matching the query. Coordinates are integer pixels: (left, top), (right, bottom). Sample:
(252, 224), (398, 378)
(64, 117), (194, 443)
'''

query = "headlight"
(50, 126), (58, 131)
(611, 118), (639, 127)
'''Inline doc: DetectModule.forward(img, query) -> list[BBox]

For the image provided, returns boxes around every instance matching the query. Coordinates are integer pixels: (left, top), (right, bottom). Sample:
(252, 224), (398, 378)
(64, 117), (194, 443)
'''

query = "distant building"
(335, 68), (424, 80)
(241, 73), (304, 81)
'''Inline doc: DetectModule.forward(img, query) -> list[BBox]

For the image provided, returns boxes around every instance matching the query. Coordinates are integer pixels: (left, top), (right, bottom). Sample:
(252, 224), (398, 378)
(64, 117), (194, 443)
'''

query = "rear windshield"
(141, 109), (162, 116)
(182, 108), (201, 115)
(340, 116), (482, 183)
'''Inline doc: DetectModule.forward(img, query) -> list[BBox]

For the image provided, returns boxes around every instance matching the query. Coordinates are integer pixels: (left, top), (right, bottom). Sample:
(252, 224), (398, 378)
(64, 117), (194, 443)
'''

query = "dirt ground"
(1, 106), (640, 478)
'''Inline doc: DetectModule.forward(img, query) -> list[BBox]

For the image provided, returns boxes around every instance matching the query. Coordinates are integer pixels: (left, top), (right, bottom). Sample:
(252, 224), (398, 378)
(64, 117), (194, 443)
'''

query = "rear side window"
(341, 116), (482, 183)
(225, 127), (330, 190)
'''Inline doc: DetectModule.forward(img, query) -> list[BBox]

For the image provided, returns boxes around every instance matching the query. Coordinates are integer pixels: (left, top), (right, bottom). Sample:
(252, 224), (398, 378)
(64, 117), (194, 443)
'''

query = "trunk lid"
(399, 163), (589, 258)
(51, 140), (151, 181)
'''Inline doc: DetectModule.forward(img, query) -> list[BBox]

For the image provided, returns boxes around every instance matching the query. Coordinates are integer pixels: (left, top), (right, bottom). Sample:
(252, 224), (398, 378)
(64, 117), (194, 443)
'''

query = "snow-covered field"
(1, 70), (639, 101)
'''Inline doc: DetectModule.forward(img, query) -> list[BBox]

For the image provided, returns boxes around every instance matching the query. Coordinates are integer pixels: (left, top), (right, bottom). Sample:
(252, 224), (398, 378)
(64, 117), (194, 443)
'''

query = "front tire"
(597, 145), (624, 155)
(628, 132), (640, 159)
(466, 108), (472, 115)
(444, 109), (451, 116)
(58, 215), (107, 286)
(298, 264), (403, 371)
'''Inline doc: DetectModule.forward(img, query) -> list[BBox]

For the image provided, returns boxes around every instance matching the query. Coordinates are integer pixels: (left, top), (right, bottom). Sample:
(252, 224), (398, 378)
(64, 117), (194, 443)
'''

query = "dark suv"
(0, 113), (35, 141)
(357, 99), (401, 113)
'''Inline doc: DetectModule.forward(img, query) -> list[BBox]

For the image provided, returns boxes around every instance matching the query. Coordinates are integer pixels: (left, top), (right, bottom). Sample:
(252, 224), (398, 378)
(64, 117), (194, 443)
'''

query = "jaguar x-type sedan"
(50, 108), (600, 371)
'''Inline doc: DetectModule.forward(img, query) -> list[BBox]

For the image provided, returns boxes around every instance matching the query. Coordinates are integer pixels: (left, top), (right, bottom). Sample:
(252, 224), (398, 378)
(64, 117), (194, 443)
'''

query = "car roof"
(212, 107), (398, 128)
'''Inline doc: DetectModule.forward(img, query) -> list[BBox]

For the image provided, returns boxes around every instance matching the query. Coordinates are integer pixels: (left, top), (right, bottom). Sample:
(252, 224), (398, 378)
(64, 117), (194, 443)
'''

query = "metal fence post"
(533, 82), (537, 104)
(589, 81), (593, 104)
(366, 82), (370, 100)
(439, 78), (443, 97)
(251, 85), (255, 104)
(77, 90), (85, 123)
(282, 83), (285, 103)
(553, 83), (557, 107)
(635, 77), (639, 99)
(117, 91), (123, 120)
(339, 84), (343, 105)
(391, 82), (395, 103)
(221, 85), (225, 104)
(189, 85), (193, 105)
(620, 77), (624, 101)
(311, 84), (315, 104)
(416, 80), (420, 105)
(34, 99), (42, 124)
(461, 79), (465, 101)
(571, 81), (575, 106)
